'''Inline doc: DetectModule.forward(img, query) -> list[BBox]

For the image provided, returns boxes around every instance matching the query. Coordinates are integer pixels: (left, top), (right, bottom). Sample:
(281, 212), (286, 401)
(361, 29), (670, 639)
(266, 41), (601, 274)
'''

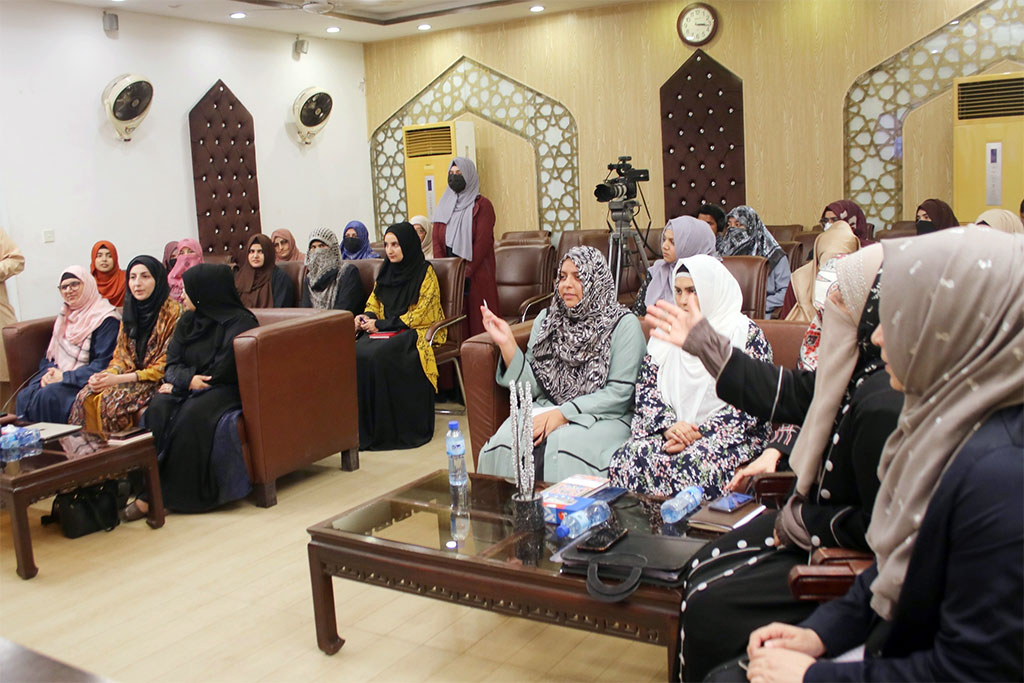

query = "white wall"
(0, 0), (373, 319)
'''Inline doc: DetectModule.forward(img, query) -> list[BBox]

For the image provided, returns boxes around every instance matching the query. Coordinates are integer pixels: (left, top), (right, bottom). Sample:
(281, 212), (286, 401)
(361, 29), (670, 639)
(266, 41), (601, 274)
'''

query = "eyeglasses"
(59, 281), (83, 293)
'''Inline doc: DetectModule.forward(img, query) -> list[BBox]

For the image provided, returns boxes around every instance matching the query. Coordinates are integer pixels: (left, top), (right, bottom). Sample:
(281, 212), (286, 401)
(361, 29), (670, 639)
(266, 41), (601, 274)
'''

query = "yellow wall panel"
(364, 0), (979, 232)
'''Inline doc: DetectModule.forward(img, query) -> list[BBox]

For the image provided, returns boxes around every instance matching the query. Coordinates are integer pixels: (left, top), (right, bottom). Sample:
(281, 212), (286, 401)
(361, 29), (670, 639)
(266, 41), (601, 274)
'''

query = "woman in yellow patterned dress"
(69, 256), (183, 433)
(354, 222), (445, 450)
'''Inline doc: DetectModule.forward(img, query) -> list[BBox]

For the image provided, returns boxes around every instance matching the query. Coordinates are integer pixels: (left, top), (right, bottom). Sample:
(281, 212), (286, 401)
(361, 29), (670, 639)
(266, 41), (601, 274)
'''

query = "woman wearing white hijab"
(610, 255), (771, 498)
(432, 157), (499, 337)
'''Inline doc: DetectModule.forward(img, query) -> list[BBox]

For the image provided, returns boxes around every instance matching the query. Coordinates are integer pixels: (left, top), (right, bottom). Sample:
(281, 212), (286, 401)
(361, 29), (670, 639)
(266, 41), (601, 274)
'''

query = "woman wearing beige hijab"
(409, 215), (433, 258)
(781, 221), (860, 322)
(975, 208), (1024, 234)
(743, 227), (1023, 682)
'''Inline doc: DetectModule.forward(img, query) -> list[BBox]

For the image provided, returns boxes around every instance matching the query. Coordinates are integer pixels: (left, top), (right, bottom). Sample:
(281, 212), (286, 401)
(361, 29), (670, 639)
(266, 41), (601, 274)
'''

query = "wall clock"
(677, 2), (719, 47)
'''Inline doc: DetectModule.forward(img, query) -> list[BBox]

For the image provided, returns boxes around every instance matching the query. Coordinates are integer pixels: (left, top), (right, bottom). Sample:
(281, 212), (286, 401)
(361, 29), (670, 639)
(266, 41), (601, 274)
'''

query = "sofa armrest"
(518, 293), (553, 323)
(788, 555), (873, 602)
(233, 310), (358, 486)
(750, 472), (796, 509)
(3, 317), (56, 395)
(461, 321), (534, 469)
(427, 313), (467, 346)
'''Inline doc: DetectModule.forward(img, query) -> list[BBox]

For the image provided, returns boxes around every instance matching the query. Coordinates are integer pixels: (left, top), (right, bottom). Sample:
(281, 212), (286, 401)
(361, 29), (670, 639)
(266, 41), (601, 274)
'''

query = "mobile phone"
(578, 521), (627, 552)
(709, 492), (754, 513)
(589, 486), (628, 504)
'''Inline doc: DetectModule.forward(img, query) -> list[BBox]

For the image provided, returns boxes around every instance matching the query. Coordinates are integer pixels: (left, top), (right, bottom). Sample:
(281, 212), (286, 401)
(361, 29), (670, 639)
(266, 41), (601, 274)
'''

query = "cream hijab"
(867, 227), (1024, 620)
(410, 215), (433, 257)
(648, 255), (751, 425)
(785, 222), (860, 322)
(974, 209), (1024, 234)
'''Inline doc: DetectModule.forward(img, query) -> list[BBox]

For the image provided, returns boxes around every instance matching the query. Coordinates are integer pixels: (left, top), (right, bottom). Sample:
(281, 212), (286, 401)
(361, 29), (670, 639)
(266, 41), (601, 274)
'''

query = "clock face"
(678, 3), (717, 46)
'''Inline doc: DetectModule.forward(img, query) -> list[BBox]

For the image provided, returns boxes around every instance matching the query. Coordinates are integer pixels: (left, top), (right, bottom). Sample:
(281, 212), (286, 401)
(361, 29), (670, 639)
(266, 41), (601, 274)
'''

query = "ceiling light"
(326, 26), (340, 33)
(418, 23), (431, 30)
(530, 5), (545, 12)
(230, 12), (247, 19)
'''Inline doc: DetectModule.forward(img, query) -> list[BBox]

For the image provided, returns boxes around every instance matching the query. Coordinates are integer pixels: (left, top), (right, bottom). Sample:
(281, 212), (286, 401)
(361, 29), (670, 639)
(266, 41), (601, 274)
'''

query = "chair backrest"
(791, 231), (823, 264)
(766, 224), (801, 243)
(556, 229), (610, 263)
(369, 241), (385, 255)
(428, 257), (468, 346)
(754, 319), (809, 369)
(494, 244), (556, 322)
(879, 228), (917, 240)
(204, 253), (237, 268)
(721, 255), (768, 319)
(778, 241), (804, 272)
(350, 258), (384, 301)
(276, 260), (305, 306)
(497, 230), (551, 246)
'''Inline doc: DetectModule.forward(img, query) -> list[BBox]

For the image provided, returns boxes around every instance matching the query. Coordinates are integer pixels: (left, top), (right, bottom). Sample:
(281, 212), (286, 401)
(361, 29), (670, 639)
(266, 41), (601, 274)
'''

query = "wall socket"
(42, 229), (55, 243)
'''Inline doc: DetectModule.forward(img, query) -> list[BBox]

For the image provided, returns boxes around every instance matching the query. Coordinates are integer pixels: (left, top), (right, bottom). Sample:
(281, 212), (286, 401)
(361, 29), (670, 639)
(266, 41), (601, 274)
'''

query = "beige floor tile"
(423, 651), (502, 682)
(370, 643), (453, 682)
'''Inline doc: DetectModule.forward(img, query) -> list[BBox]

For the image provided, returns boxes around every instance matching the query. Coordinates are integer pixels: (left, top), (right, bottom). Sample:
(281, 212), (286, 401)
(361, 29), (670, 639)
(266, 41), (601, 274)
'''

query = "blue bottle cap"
(555, 524), (569, 538)
(448, 420), (459, 430)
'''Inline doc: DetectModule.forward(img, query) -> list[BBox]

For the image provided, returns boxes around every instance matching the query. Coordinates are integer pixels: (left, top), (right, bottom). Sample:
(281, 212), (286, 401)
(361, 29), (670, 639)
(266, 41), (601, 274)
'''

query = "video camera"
(594, 156), (650, 203)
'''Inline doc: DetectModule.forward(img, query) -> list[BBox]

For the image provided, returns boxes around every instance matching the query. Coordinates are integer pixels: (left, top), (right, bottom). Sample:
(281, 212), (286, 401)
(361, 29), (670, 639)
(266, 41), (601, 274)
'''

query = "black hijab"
(122, 255), (170, 367)
(374, 222), (430, 318)
(177, 264), (256, 345)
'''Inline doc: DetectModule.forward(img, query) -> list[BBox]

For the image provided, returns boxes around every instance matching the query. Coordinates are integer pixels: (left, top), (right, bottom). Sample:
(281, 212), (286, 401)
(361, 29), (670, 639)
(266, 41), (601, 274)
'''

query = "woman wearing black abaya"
(354, 222), (444, 450)
(123, 264), (258, 518)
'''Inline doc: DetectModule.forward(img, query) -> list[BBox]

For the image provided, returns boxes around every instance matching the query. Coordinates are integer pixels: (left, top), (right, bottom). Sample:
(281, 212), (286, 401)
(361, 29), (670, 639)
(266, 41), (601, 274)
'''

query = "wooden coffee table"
(307, 471), (695, 681)
(0, 434), (164, 579)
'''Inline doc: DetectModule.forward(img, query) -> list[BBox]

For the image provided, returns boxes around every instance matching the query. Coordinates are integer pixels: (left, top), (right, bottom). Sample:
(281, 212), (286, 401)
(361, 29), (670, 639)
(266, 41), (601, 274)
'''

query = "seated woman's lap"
(17, 369), (78, 422)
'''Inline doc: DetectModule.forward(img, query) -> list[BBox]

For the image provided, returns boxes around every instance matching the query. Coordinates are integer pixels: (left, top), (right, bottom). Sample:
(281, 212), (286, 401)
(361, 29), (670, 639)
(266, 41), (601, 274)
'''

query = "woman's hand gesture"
(481, 305), (517, 367)
(648, 297), (703, 348)
(189, 374), (212, 392)
(726, 448), (782, 493)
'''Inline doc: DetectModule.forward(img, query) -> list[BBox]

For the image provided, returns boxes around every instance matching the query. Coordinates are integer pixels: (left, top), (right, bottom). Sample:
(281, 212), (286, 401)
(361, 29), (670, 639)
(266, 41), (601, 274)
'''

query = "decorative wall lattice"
(845, 0), (1024, 229)
(370, 56), (580, 238)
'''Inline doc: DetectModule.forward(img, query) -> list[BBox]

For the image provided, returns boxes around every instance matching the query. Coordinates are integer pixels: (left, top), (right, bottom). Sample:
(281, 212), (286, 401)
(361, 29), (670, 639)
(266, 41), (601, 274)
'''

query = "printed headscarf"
(866, 227), (1023, 620)
(530, 247), (629, 405)
(786, 221), (860, 322)
(168, 238), (204, 303)
(91, 241), (126, 307)
(46, 265), (120, 371)
(719, 206), (785, 271)
(433, 156), (481, 261)
(823, 199), (872, 246)
(270, 229), (304, 262)
(304, 228), (348, 310)
(645, 216), (718, 309)
(234, 234), (276, 309)
(121, 255), (170, 367)
(340, 221), (379, 260)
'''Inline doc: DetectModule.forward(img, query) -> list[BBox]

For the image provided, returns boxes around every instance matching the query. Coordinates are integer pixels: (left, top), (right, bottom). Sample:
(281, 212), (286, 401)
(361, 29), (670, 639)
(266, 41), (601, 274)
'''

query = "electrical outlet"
(42, 229), (55, 243)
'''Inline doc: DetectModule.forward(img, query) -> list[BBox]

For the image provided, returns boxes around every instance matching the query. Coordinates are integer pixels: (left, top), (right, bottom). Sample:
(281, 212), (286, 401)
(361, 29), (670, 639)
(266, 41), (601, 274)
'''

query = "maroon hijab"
(916, 199), (959, 232)
(823, 200), (872, 246)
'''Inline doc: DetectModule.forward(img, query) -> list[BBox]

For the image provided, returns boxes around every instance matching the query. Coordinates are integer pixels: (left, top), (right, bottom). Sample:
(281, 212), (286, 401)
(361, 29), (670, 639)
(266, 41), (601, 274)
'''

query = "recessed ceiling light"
(230, 12), (247, 19)
(445, 540), (457, 549)
(418, 23), (431, 30)
(326, 26), (340, 33)
(530, 5), (545, 12)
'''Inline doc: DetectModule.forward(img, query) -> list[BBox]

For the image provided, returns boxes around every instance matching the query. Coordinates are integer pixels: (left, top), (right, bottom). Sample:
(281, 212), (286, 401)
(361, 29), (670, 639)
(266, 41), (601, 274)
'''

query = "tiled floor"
(0, 414), (667, 681)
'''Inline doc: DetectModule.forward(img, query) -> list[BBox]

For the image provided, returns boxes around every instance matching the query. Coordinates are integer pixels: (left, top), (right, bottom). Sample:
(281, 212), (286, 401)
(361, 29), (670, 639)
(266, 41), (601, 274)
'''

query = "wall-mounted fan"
(102, 74), (154, 141)
(293, 87), (333, 144)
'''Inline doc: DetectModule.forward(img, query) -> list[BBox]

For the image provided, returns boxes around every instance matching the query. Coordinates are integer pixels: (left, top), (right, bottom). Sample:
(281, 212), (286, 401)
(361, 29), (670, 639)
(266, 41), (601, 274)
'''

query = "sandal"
(120, 500), (148, 523)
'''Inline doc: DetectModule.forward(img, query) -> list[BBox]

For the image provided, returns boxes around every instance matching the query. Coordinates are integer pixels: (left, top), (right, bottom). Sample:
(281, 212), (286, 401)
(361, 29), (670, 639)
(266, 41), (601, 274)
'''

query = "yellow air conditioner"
(403, 121), (476, 221)
(953, 72), (1024, 221)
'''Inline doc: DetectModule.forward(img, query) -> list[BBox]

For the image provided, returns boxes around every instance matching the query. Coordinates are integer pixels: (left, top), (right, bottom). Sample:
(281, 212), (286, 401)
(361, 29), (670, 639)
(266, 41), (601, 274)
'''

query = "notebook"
(687, 501), (766, 535)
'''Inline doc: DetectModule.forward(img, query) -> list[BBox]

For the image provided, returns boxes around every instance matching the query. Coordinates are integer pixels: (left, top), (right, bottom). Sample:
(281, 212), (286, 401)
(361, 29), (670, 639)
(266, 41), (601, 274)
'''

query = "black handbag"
(561, 533), (707, 602)
(41, 480), (128, 539)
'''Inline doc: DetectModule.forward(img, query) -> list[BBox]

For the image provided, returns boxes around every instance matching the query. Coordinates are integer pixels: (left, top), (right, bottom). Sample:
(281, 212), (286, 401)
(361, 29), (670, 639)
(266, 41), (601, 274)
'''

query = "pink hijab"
(46, 265), (119, 371)
(168, 238), (204, 302)
(270, 229), (305, 262)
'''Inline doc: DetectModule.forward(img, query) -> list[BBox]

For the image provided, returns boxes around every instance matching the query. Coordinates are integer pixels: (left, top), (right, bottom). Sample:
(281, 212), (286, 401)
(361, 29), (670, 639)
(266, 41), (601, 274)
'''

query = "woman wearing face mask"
(162, 241), (179, 272)
(780, 221), (860, 321)
(432, 157), (499, 337)
(610, 255), (772, 498)
(91, 241), (126, 307)
(300, 228), (365, 312)
(16, 267), (121, 423)
(719, 206), (791, 316)
(821, 199), (872, 246)
(643, 216), (718, 311)
(477, 246), (646, 481)
(914, 198), (958, 235)
(353, 222), (444, 450)
(234, 234), (295, 308)
(124, 264), (258, 519)
(270, 229), (304, 262)
(69, 256), (183, 432)
(340, 221), (379, 260)
(167, 238), (204, 303)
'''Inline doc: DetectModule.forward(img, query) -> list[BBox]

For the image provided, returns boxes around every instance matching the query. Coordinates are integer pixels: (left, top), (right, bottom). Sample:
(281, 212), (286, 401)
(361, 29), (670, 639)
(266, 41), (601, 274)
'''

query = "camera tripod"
(606, 199), (651, 298)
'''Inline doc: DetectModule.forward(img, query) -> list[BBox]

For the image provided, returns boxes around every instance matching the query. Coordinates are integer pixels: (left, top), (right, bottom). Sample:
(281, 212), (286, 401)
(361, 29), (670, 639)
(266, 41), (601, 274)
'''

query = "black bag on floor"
(41, 480), (129, 539)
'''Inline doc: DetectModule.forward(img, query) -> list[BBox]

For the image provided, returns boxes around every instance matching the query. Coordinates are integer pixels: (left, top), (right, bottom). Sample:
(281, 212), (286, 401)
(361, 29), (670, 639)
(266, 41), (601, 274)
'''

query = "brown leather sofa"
(721, 255), (768, 319)
(351, 258), (383, 302)
(494, 243), (557, 323)
(276, 260), (305, 306)
(3, 308), (359, 508)
(792, 230), (824, 265)
(497, 230), (551, 245)
(778, 241), (804, 272)
(766, 224), (802, 243)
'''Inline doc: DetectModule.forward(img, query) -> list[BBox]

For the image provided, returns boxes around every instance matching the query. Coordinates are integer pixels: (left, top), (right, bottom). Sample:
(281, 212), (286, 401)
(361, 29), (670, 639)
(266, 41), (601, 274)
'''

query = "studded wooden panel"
(188, 80), (261, 263)
(661, 49), (744, 220)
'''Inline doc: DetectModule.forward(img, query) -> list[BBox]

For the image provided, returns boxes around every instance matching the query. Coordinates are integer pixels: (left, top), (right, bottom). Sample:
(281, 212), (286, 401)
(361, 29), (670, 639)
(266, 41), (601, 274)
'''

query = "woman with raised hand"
(741, 226), (1022, 683)
(91, 240), (126, 307)
(643, 216), (718, 311)
(234, 234), (295, 308)
(300, 228), (365, 313)
(477, 246), (646, 481)
(124, 264), (257, 518)
(611, 255), (772, 498)
(17, 267), (121, 423)
(354, 222), (444, 450)
(167, 238), (203, 303)
(69, 256), (182, 432)
(719, 206), (791, 316)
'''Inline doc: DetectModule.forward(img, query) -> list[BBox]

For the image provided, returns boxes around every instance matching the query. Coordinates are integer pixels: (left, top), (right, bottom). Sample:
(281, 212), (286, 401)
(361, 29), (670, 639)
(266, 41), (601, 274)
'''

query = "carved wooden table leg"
(6, 491), (37, 580)
(308, 542), (344, 654)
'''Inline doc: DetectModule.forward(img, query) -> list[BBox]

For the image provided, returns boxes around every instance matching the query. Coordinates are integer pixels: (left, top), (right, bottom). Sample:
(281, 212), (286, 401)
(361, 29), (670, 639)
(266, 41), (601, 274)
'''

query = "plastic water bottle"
(16, 428), (42, 458)
(0, 427), (19, 463)
(446, 421), (468, 486)
(660, 485), (705, 524)
(555, 500), (611, 539)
